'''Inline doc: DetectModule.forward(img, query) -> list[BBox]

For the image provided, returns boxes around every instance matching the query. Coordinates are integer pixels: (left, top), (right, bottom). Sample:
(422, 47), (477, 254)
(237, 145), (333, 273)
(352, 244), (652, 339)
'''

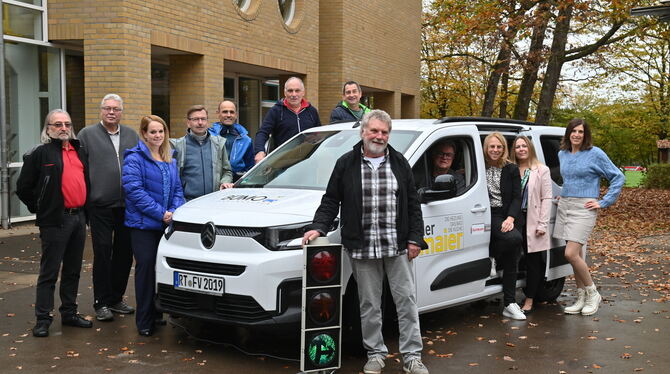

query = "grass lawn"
(624, 170), (645, 187)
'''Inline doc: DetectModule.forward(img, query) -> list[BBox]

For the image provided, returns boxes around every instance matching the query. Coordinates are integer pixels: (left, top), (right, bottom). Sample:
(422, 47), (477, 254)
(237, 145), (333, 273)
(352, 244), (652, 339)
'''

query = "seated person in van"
(430, 139), (466, 194)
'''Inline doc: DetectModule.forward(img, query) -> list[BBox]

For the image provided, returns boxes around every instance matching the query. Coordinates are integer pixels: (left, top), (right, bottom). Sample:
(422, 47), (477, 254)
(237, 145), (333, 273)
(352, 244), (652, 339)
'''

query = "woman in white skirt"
(554, 119), (624, 316)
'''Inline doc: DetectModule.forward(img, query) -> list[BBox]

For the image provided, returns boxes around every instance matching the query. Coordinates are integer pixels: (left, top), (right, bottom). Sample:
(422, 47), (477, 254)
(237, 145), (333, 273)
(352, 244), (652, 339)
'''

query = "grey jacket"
(78, 122), (139, 208)
(170, 133), (233, 191)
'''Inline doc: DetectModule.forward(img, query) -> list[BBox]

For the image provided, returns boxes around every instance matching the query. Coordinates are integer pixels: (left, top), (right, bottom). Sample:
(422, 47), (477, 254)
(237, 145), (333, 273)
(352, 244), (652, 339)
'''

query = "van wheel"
(535, 277), (565, 302)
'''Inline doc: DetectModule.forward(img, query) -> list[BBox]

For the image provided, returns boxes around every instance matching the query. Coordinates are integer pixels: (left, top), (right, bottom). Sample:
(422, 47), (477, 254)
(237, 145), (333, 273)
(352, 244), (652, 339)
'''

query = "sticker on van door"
(421, 214), (464, 256)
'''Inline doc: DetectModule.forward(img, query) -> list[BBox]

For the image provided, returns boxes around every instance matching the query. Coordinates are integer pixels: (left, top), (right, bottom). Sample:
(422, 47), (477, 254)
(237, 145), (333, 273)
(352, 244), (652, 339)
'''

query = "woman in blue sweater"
(554, 119), (624, 316)
(123, 115), (185, 336)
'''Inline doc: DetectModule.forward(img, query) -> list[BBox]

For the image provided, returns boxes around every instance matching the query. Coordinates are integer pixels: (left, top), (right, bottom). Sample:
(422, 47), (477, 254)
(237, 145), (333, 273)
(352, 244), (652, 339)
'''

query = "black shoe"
(109, 301), (135, 314)
(32, 321), (50, 337)
(138, 329), (153, 337)
(95, 306), (114, 321)
(62, 314), (93, 328)
(522, 306), (534, 315)
(154, 318), (167, 326)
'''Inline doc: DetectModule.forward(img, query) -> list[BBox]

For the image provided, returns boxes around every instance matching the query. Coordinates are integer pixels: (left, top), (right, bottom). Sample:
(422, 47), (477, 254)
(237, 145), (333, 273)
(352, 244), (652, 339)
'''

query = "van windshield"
(237, 130), (419, 190)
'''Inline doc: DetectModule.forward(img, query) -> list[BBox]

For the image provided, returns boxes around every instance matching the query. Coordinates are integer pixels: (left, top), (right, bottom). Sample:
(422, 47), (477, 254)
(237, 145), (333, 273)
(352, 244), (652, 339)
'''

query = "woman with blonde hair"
(122, 115), (184, 336)
(483, 132), (525, 320)
(511, 136), (552, 314)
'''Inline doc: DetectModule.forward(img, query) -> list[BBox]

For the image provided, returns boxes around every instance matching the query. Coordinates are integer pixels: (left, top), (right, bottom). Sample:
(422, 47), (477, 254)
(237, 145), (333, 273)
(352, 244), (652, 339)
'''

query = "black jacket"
(308, 141), (428, 251)
(16, 139), (89, 227)
(493, 163), (522, 224)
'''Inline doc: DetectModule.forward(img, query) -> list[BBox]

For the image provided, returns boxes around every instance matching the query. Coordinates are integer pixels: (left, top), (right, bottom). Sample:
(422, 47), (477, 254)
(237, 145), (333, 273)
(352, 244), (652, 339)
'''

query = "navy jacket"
(253, 100), (321, 154)
(122, 142), (185, 231)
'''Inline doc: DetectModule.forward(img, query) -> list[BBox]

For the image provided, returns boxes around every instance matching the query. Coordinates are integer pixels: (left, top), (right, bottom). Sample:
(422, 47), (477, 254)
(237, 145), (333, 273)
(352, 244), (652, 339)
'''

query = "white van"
(155, 117), (571, 333)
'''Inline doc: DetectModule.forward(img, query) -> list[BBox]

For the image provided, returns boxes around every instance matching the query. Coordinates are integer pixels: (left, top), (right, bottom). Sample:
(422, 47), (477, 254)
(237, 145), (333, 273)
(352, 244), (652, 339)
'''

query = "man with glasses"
(17, 109), (93, 337)
(171, 105), (233, 200)
(78, 94), (139, 322)
(209, 100), (254, 181)
(431, 139), (465, 194)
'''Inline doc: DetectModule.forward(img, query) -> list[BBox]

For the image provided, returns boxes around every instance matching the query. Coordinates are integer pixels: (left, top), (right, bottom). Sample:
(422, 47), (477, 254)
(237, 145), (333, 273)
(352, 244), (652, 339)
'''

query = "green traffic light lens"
(308, 333), (337, 367)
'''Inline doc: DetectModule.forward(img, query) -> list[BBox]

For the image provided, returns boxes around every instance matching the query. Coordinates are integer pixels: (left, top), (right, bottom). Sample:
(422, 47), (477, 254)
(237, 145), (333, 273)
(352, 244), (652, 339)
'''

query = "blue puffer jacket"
(122, 142), (185, 231)
(208, 122), (255, 174)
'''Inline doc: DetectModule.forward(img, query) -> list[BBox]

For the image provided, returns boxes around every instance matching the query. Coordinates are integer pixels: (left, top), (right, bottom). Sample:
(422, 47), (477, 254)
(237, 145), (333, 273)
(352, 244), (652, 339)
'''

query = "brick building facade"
(50, 0), (421, 135)
(1, 0), (420, 221)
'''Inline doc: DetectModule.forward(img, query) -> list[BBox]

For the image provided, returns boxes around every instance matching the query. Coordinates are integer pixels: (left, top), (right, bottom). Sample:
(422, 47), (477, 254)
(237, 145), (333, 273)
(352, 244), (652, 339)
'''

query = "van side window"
(413, 137), (477, 198)
(540, 135), (563, 186)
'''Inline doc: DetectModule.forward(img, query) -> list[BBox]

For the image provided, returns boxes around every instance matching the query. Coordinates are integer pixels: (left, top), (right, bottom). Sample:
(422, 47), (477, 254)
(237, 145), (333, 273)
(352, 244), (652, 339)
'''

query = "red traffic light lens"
(309, 250), (337, 283)
(308, 291), (336, 325)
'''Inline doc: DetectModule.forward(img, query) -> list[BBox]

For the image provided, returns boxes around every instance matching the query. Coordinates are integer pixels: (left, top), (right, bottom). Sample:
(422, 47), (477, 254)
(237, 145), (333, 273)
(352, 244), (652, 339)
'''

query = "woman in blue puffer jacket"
(122, 115), (184, 336)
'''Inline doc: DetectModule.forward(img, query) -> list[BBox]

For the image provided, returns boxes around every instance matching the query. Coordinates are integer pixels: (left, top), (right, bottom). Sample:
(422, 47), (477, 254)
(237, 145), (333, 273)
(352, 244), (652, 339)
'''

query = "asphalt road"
(1, 226), (668, 373)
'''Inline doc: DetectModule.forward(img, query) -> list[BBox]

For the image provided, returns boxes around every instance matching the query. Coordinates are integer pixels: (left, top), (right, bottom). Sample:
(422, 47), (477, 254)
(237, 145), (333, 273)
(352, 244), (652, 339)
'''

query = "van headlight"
(264, 222), (311, 251)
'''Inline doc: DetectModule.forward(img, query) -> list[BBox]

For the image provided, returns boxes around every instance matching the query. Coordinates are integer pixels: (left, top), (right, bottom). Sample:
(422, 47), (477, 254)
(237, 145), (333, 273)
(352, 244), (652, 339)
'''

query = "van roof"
(318, 117), (538, 133)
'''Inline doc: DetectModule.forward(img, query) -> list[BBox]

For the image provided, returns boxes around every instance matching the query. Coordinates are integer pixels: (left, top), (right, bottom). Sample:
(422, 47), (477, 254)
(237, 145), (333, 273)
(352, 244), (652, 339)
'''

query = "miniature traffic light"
(300, 243), (342, 373)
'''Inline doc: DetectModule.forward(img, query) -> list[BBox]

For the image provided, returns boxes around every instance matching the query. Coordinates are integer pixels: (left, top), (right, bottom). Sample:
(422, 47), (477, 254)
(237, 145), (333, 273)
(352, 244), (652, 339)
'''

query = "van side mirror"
(418, 174), (457, 204)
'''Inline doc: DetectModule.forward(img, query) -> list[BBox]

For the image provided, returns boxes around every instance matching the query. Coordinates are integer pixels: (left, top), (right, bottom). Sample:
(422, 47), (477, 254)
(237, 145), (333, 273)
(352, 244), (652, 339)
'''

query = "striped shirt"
(350, 149), (401, 259)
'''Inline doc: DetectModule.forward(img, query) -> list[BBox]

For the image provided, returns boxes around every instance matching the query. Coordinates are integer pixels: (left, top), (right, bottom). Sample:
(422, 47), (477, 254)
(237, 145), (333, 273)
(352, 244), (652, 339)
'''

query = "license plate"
(173, 271), (224, 295)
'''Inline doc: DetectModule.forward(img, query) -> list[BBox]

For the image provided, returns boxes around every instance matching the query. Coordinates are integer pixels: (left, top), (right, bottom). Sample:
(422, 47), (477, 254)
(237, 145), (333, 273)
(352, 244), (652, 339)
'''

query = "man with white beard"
(303, 110), (430, 374)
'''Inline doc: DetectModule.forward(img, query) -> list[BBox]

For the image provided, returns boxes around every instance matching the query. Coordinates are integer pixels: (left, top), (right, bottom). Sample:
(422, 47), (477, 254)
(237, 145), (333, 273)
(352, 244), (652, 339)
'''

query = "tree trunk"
(513, 0), (551, 120)
(499, 72), (509, 118)
(481, 32), (515, 117)
(535, 2), (574, 125)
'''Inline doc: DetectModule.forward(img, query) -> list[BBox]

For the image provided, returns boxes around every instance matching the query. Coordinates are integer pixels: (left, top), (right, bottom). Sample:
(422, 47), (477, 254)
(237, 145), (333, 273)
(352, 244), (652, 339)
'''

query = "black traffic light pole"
(299, 237), (343, 374)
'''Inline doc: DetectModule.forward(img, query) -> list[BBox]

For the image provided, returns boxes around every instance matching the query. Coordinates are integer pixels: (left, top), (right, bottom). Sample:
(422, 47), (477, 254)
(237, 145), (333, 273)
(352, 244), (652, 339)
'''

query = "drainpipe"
(0, 5), (10, 229)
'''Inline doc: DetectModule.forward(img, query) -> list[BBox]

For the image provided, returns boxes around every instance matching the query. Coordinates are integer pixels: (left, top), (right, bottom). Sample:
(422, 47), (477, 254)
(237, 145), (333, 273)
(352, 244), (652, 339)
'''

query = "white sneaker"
(502, 303), (527, 320)
(490, 258), (497, 277)
(363, 356), (385, 374)
(564, 288), (586, 314)
(581, 284), (602, 316)
(403, 359), (429, 374)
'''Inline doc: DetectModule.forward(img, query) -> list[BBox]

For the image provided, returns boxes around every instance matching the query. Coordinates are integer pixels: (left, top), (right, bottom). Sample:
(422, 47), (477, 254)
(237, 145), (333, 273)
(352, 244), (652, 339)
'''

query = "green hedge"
(643, 163), (670, 189)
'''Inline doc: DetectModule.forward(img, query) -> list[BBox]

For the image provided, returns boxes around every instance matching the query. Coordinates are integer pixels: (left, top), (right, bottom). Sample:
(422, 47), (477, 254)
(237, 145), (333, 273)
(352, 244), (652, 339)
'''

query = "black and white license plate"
(173, 271), (224, 295)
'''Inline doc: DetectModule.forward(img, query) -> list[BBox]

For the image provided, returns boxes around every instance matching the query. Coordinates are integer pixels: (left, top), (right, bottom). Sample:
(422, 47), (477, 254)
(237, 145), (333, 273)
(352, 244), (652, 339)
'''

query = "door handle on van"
(470, 205), (487, 213)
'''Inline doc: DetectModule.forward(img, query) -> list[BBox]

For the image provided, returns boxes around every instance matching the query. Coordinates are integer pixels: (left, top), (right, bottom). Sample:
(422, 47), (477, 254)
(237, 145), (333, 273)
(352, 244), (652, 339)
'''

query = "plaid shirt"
(349, 149), (401, 259)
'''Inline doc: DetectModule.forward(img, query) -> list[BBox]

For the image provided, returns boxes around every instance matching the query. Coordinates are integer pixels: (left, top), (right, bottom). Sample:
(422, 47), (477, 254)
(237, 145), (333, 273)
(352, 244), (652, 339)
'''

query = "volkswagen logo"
(200, 222), (216, 249)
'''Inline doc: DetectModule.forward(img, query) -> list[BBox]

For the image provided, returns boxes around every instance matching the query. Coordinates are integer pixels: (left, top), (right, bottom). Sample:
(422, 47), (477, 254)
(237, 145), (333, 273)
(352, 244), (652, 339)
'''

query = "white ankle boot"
(581, 284), (602, 316)
(564, 288), (585, 314)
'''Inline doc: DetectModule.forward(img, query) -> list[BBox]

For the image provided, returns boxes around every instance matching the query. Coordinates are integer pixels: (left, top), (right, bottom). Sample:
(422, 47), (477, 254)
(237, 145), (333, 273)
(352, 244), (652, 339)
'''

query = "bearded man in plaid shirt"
(303, 110), (429, 374)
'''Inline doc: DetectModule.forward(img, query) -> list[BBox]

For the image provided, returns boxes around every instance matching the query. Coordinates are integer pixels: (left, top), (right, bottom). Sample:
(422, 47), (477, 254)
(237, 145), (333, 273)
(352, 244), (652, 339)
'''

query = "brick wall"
(48, 0), (419, 130)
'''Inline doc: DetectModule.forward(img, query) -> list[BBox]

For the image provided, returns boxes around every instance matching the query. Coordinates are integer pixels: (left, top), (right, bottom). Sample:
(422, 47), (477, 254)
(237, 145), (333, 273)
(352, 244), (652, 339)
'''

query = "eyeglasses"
(436, 152), (455, 159)
(188, 117), (209, 122)
(101, 106), (123, 113)
(218, 110), (235, 114)
(49, 122), (72, 128)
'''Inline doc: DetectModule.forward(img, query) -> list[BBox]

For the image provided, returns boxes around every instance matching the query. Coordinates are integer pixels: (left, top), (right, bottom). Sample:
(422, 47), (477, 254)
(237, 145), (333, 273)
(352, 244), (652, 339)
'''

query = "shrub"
(643, 163), (670, 189)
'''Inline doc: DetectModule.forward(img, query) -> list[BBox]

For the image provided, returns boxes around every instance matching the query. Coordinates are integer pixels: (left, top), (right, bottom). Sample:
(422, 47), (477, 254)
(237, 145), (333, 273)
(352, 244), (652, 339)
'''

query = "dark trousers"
(89, 206), (133, 309)
(490, 211), (522, 306)
(130, 228), (162, 331)
(522, 224), (545, 299)
(35, 211), (86, 322)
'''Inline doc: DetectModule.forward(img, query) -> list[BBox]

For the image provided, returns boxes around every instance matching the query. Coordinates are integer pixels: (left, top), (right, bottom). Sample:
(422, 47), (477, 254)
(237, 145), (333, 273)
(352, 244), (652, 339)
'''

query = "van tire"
(534, 277), (565, 302)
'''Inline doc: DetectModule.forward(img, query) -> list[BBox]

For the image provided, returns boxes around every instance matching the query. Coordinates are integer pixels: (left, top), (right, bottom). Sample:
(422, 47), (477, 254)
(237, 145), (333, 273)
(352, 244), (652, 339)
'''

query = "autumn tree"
(422, 0), (647, 123)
